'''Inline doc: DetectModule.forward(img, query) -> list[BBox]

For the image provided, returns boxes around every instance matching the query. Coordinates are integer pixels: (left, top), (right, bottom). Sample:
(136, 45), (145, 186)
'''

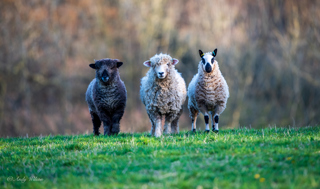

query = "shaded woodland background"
(1, 0), (319, 137)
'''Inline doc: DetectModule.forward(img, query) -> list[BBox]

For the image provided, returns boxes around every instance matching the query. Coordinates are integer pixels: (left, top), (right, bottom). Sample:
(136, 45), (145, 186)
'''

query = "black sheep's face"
(199, 49), (218, 73)
(89, 59), (123, 85)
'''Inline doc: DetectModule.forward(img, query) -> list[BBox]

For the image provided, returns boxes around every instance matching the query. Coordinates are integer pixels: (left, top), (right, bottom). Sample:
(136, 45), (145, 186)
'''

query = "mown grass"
(1, 127), (320, 189)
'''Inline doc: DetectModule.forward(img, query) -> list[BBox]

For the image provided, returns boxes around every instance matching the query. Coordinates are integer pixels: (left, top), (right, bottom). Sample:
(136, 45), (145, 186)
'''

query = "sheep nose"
(101, 76), (109, 82)
(159, 72), (164, 76)
(101, 70), (109, 82)
(205, 63), (212, 73)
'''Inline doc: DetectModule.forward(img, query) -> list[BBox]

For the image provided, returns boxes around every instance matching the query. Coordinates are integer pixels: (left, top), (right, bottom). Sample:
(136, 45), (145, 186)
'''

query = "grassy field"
(0, 127), (320, 189)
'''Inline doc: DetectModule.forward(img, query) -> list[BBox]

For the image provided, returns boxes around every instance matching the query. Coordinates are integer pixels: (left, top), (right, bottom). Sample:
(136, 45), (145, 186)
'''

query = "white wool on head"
(150, 53), (174, 66)
(144, 53), (179, 79)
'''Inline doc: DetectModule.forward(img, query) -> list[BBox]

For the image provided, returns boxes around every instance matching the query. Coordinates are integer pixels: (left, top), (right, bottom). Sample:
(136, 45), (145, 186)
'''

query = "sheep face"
(89, 59), (123, 85)
(199, 49), (218, 73)
(143, 54), (179, 79)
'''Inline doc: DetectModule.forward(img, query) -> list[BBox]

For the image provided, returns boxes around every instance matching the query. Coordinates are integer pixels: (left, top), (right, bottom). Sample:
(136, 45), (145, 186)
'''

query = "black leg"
(103, 119), (112, 136)
(91, 113), (101, 136)
(204, 115), (210, 133)
(212, 115), (219, 133)
(110, 110), (124, 135)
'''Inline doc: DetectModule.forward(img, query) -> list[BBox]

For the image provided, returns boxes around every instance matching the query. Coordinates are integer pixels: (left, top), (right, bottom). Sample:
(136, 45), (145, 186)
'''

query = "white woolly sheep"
(140, 53), (187, 137)
(188, 49), (229, 133)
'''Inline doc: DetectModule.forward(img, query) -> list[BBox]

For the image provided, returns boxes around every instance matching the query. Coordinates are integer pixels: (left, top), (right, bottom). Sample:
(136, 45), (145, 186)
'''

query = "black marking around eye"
(202, 58), (205, 64)
(211, 58), (214, 64)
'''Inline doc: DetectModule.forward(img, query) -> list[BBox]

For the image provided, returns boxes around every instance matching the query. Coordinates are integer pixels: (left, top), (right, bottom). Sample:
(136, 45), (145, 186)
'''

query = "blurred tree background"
(0, 0), (319, 137)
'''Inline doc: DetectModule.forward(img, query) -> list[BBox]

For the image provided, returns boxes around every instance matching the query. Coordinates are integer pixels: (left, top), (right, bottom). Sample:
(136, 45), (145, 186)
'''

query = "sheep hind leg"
(91, 112), (101, 136)
(163, 121), (171, 135)
(189, 107), (198, 132)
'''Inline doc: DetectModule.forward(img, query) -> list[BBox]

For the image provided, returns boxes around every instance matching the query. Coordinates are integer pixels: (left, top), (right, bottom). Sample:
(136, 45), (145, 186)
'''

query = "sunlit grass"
(1, 127), (320, 188)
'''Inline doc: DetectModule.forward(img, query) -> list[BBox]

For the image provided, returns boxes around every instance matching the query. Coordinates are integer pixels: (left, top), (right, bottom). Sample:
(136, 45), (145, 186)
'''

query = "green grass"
(1, 127), (320, 189)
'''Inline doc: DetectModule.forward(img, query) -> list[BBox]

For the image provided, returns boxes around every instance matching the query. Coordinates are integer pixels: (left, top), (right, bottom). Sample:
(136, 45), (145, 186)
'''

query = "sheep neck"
(197, 62), (221, 89)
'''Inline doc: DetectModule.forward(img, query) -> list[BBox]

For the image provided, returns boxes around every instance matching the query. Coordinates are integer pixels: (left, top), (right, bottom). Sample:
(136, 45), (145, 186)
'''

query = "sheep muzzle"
(205, 63), (212, 73)
(101, 70), (109, 82)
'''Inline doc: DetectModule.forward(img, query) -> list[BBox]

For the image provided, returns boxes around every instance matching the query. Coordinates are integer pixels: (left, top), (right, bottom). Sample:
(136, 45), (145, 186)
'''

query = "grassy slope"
(0, 127), (320, 189)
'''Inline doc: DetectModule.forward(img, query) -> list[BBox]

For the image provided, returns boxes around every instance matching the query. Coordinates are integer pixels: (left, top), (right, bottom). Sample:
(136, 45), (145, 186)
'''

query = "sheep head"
(199, 49), (218, 74)
(89, 58), (123, 85)
(143, 53), (179, 79)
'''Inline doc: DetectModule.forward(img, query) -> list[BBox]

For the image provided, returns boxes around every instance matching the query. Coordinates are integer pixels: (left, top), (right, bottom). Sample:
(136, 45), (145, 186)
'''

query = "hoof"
(212, 129), (219, 133)
(192, 129), (196, 132)
(205, 130), (210, 133)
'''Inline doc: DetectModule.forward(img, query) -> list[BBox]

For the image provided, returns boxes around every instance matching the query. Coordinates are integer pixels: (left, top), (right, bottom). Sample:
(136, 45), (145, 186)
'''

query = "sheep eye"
(202, 58), (205, 64)
(211, 58), (214, 64)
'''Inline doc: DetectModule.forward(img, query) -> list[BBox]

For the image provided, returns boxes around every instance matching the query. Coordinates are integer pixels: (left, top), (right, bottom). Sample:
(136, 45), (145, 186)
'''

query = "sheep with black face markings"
(140, 53), (187, 137)
(188, 49), (229, 133)
(86, 58), (127, 136)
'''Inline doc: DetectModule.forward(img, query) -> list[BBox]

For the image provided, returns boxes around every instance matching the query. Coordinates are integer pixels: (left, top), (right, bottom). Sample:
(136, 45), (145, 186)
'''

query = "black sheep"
(85, 58), (127, 136)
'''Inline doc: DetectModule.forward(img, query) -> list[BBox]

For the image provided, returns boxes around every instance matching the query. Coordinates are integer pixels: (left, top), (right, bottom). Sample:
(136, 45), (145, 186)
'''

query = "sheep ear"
(117, 62), (123, 68)
(212, 48), (218, 57)
(89, 63), (96, 69)
(199, 49), (204, 58)
(172, 58), (179, 65)
(143, 60), (151, 67)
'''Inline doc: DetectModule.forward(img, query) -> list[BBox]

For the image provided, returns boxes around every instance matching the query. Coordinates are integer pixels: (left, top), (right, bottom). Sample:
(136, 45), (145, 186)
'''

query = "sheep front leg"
(147, 113), (155, 136)
(204, 112), (210, 133)
(110, 110), (124, 135)
(101, 114), (112, 136)
(171, 109), (182, 134)
(153, 114), (162, 137)
(211, 112), (219, 133)
(199, 106), (210, 132)
(90, 112), (101, 136)
(212, 103), (226, 133)
(171, 118), (179, 134)
(103, 119), (112, 136)
(164, 114), (174, 134)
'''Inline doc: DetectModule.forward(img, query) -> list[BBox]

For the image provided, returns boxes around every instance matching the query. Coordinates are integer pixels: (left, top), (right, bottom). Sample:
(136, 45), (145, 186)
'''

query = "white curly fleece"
(140, 53), (187, 137)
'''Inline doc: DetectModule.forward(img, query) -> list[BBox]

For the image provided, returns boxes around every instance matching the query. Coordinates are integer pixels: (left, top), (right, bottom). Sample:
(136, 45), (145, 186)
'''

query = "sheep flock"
(86, 49), (229, 137)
